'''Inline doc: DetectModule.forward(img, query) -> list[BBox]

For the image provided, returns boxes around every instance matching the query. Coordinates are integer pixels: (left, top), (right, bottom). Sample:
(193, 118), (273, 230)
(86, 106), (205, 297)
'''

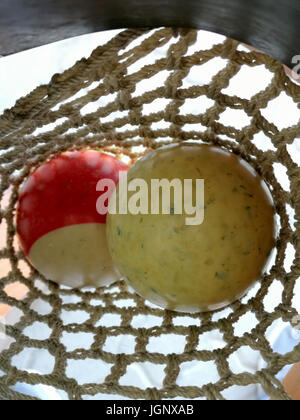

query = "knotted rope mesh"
(0, 28), (299, 400)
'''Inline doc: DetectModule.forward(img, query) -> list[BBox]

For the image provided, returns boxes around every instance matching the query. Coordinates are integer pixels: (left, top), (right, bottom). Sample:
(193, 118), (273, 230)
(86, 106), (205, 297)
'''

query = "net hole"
(222, 65), (273, 100)
(4, 281), (28, 302)
(119, 362), (166, 389)
(143, 98), (172, 115)
(131, 314), (162, 329)
(181, 123), (206, 133)
(66, 359), (113, 386)
(10, 383), (67, 400)
(179, 97), (215, 115)
(218, 108), (252, 130)
(60, 309), (90, 325)
(60, 294), (82, 305)
(147, 334), (186, 355)
(261, 92), (299, 130)
(0, 145), (15, 160)
(216, 133), (239, 145)
(133, 70), (171, 98)
(95, 314), (122, 328)
(286, 204), (296, 231)
(221, 384), (259, 400)
(263, 280), (284, 313)
(63, 127), (83, 136)
(197, 330), (226, 350)
(11, 348), (55, 375)
(0, 219), (8, 250)
(10, 168), (25, 182)
(31, 117), (68, 137)
(80, 92), (117, 116)
(212, 307), (233, 322)
(101, 110), (128, 124)
(0, 258), (11, 278)
(284, 243), (296, 272)
(177, 360), (219, 387)
(266, 320), (299, 354)
(0, 185), (13, 212)
(251, 132), (276, 152)
(18, 259), (31, 278)
(34, 279), (51, 296)
(61, 332), (95, 352)
(30, 298), (53, 316)
(23, 322), (52, 341)
(118, 29), (158, 56)
(104, 334), (136, 354)
(151, 121), (171, 130)
(228, 346), (261, 374)
(103, 285), (121, 295)
(173, 316), (200, 327)
(114, 298), (136, 309)
(89, 298), (105, 307)
(51, 80), (100, 112)
(273, 163), (291, 192)
(241, 282), (265, 305)
(126, 37), (177, 76)
(181, 57), (227, 88)
(0, 336), (15, 351)
(233, 313), (259, 337)
(184, 30), (226, 56)
(116, 123), (139, 133)
(0, 304), (11, 318)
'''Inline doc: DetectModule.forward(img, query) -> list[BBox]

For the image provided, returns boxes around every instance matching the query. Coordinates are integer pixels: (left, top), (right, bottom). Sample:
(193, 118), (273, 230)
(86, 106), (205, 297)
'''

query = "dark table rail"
(0, 0), (299, 66)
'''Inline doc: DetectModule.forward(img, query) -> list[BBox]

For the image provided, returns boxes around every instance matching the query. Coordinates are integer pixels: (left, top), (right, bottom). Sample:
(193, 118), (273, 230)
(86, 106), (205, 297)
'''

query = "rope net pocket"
(0, 28), (299, 400)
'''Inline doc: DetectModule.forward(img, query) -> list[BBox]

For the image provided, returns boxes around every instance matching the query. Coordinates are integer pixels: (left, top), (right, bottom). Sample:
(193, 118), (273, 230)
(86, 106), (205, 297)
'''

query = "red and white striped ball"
(17, 150), (129, 288)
